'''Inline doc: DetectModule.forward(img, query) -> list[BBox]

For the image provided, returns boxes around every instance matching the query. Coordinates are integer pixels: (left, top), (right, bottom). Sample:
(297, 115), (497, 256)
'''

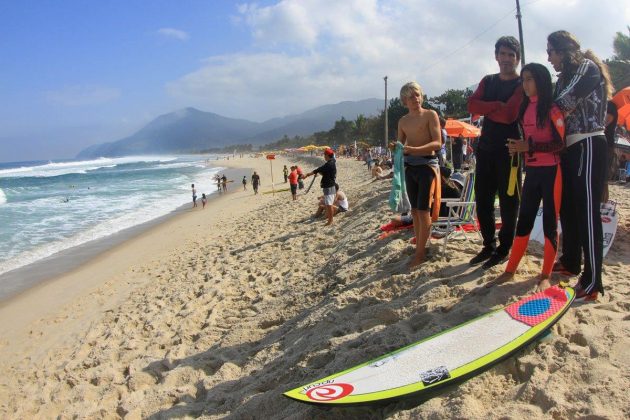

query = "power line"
(420, 6), (517, 73)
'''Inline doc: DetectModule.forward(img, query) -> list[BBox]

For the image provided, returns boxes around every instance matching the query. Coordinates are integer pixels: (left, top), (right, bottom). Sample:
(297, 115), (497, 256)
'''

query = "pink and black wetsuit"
(504, 98), (565, 277)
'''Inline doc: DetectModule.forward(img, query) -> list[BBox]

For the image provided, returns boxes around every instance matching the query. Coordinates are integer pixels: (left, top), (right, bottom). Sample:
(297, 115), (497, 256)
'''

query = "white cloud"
(167, 0), (630, 121)
(44, 85), (121, 107)
(157, 28), (190, 41)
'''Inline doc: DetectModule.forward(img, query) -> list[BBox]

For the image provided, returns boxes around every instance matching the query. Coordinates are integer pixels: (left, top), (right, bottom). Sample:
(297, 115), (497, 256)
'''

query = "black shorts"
(290, 184), (298, 194)
(405, 164), (435, 211)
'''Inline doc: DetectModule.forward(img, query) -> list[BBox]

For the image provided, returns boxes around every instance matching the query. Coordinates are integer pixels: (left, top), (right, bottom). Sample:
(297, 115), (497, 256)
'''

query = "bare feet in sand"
(486, 272), (514, 288)
(408, 255), (426, 269)
(535, 275), (551, 292)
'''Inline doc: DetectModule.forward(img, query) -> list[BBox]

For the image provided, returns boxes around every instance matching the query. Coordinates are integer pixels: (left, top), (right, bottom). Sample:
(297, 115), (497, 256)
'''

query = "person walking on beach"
(490, 63), (565, 291)
(288, 166), (299, 201)
(467, 35), (524, 269)
(221, 174), (228, 192)
(303, 148), (337, 225)
(547, 30), (613, 301)
(242, 176), (247, 191)
(283, 165), (289, 183)
(393, 81), (442, 268)
(191, 184), (197, 208)
(201, 193), (207, 209)
(252, 171), (260, 194)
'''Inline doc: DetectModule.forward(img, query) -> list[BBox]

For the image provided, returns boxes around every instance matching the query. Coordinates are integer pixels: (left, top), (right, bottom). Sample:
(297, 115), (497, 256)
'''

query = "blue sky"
(1, 0), (628, 162)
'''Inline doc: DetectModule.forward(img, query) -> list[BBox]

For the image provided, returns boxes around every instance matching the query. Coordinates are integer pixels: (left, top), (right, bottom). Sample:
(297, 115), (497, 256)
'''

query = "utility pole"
(515, 0), (525, 67)
(384, 76), (388, 150)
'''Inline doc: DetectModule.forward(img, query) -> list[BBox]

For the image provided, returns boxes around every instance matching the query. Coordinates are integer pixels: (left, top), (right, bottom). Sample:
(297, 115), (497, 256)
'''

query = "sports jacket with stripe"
(553, 58), (606, 143)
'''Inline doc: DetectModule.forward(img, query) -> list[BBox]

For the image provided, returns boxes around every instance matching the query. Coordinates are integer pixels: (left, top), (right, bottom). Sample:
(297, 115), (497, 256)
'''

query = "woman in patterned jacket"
(546, 30), (614, 301)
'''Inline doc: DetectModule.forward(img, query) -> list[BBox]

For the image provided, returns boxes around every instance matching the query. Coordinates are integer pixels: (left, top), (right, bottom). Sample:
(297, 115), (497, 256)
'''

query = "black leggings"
(506, 165), (562, 275)
(474, 147), (521, 255)
(559, 136), (607, 294)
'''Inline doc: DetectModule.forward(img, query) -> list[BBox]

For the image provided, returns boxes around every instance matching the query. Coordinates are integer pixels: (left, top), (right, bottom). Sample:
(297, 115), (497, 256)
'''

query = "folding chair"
(432, 171), (480, 253)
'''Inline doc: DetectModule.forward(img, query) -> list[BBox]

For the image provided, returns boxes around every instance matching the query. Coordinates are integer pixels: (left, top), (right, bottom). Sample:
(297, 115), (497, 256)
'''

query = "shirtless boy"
(396, 82), (442, 267)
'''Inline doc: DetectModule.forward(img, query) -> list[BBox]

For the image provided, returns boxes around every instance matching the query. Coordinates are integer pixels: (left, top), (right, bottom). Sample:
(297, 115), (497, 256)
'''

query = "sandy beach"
(1, 155), (629, 419)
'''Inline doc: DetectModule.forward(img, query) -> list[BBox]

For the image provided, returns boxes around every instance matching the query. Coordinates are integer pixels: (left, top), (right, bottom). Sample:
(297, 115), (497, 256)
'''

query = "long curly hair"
(518, 63), (553, 129)
(547, 30), (614, 99)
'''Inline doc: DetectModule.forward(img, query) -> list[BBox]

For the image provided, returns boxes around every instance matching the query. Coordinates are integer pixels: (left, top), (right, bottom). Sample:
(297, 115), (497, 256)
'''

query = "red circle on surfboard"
(306, 383), (354, 401)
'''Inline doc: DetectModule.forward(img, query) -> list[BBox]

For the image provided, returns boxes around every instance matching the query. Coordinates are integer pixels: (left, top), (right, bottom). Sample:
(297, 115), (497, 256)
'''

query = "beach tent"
(445, 118), (481, 138)
(612, 87), (630, 130)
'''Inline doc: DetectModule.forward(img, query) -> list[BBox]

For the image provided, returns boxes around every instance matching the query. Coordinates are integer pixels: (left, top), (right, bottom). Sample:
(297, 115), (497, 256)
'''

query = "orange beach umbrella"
(612, 87), (630, 130)
(444, 118), (481, 138)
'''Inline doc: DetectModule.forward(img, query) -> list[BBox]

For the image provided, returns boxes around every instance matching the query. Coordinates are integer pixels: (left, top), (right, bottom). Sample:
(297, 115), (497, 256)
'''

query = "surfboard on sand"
(530, 200), (619, 257)
(284, 285), (575, 406)
(263, 187), (290, 195)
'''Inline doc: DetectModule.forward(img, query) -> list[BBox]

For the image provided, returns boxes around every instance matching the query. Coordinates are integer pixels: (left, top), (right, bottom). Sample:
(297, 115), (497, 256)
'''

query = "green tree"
(354, 114), (369, 141)
(428, 89), (472, 118)
(312, 130), (330, 146)
(607, 26), (630, 91)
(613, 26), (630, 60)
(329, 117), (355, 145)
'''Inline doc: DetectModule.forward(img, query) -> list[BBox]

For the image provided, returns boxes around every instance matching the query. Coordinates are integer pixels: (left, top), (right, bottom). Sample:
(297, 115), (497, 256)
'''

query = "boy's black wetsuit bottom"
(474, 147), (521, 256)
(558, 136), (607, 294)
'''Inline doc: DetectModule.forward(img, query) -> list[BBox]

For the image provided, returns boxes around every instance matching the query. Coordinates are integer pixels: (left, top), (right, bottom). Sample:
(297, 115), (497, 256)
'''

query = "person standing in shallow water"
(191, 184), (197, 208)
(546, 30), (613, 302)
(467, 36), (524, 269)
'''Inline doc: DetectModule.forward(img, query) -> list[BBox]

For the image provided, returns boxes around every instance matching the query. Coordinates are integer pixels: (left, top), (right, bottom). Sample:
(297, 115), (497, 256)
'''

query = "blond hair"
(400, 81), (423, 104)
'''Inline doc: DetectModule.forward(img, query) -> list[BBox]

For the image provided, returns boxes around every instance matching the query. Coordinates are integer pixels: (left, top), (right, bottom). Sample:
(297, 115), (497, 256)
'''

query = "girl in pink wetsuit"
(491, 63), (565, 290)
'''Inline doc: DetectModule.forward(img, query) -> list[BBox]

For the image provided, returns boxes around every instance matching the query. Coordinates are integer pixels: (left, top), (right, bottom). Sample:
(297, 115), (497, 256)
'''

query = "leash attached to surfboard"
(304, 175), (317, 194)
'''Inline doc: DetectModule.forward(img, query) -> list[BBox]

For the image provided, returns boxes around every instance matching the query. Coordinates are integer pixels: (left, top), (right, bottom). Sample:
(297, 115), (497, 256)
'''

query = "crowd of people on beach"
(388, 30), (617, 303)
(187, 29), (620, 306)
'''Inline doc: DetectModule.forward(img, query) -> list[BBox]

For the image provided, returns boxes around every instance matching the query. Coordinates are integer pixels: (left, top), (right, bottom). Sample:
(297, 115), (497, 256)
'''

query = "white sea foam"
(0, 188), (6, 205)
(0, 156), (179, 179)
(0, 163), (222, 276)
(0, 194), (183, 275)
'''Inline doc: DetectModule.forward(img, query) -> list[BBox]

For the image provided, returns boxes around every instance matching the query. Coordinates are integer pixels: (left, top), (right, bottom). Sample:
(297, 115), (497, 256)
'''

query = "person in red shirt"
(288, 166), (299, 201)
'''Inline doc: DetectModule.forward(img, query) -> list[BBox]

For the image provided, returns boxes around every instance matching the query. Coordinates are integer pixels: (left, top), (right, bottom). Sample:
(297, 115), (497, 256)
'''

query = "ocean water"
(0, 155), (223, 277)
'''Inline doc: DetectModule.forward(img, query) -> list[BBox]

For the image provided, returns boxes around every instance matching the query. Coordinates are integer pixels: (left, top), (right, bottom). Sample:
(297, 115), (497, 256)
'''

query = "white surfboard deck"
(285, 286), (574, 405)
(529, 200), (619, 257)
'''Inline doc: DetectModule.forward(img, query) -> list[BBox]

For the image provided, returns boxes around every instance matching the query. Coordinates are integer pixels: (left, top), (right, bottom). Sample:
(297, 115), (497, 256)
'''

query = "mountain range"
(77, 98), (382, 158)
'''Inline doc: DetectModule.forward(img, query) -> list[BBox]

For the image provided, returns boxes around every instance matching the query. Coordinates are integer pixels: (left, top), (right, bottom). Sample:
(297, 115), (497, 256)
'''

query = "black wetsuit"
(468, 74), (523, 257)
